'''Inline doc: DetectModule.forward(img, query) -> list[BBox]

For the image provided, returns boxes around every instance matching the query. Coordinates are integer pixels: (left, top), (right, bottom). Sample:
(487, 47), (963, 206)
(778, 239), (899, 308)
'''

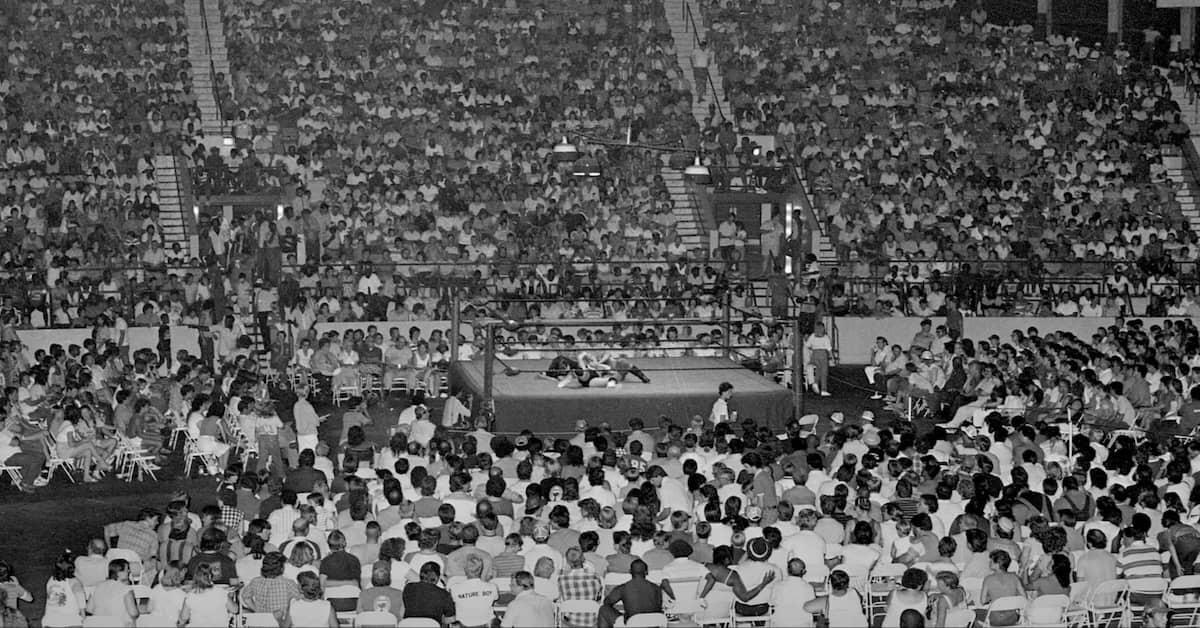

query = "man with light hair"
(501, 570), (555, 628)
(449, 556), (499, 628)
(523, 521), (565, 573)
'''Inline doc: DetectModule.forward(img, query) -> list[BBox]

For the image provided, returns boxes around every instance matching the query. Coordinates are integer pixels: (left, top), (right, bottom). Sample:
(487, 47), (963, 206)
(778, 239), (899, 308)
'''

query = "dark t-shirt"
(319, 550), (362, 582)
(1178, 401), (1200, 433)
(403, 581), (455, 621)
(605, 578), (663, 619)
(186, 551), (237, 585)
(284, 467), (328, 494)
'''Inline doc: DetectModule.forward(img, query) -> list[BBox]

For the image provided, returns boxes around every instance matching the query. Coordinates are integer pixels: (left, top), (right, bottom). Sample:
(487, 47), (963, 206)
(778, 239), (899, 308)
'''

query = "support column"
(1107, 0), (1123, 50)
(1183, 7), (1196, 52)
(1037, 0), (1051, 39)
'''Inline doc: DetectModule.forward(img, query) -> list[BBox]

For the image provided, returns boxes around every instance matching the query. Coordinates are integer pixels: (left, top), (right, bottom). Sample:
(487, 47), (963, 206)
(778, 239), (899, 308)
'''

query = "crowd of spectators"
(0, 0), (215, 329)
(211, 0), (698, 272)
(701, 0), (1196, 292)
(7, 310), (1200, 626)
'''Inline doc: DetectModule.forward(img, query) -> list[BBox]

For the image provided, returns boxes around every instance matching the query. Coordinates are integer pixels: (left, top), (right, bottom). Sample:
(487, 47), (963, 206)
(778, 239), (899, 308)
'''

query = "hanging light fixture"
(553, 136), (579, 162)
(684, 156), (711, 184)
(571, 156), (602, 177)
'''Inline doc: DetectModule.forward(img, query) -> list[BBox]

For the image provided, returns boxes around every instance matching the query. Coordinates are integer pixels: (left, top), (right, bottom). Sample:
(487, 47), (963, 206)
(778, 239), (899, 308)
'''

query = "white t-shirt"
(710, 398), (729, 424)
(450, 579), (499, 626)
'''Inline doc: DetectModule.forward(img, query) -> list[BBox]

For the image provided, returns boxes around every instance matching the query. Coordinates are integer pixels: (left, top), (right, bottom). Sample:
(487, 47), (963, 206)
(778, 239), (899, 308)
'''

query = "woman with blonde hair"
(178, 563), (236, 627)
(287, 571), (338, 628)
(283, 541), (319, 582)
(147, 561), (187, 621)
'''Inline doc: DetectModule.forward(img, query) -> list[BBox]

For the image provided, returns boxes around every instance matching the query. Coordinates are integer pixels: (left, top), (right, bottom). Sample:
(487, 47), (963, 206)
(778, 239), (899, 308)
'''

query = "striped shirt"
(1118, 540), (1165, 579)
(493, 552), (526, 578)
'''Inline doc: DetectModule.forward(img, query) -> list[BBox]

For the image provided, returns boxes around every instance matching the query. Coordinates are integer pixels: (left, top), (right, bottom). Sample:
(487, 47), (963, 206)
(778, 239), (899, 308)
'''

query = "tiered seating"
(703, 0), (1190, 291)
(219, 0), (696, 274)
(0, 0), (198, 326)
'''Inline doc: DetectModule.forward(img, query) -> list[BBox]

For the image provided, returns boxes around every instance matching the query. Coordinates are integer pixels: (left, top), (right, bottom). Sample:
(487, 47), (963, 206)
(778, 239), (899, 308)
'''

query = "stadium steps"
(663, 0), (731, 128)
(185, 0), (228, 135)
(153, 155), (199, 258)
(661, 169), (707, 253)
(1166, 149), (1200, 233)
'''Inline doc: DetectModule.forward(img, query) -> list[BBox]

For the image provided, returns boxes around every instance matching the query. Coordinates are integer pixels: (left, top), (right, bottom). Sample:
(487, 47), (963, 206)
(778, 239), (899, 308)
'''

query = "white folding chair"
(1127, 576), (1170, 619)
(137, 615), (175, 628)
(1064, 580), (1128, 628)
(183, 434), (217, 477)
(797, 413), (819, 437)
(625, 612), (671, 627)
(0, 463), (21, 486)
(980, 595), (1026, 628)
(84, 617), (125, 628)
(42, 434), (78, 483)
(1165, 574), (1200, 603)
(242, 612), (280, 627)
(556, 599), (601, 628)
(959, 577), (984, 605)
(353, 611), (397, 628)
(168, 425), (190, 450)
(325, 584), (362, 627)
(731, 601), (775, 627)
(1024, 593), (1069, 626)
(115, 434), (159, 481)
(603, 571), (631, 592)
(662, 576), (704, 616)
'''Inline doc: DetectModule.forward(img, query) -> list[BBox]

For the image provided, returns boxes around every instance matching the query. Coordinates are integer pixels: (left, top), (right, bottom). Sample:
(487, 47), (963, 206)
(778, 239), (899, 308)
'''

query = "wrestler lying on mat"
(537, 351), (651, 388)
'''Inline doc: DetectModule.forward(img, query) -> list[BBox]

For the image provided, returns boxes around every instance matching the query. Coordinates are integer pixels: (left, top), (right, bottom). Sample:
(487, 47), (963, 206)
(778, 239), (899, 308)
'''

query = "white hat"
(830, 412), (845, 424)
(861, 410), (875, 423)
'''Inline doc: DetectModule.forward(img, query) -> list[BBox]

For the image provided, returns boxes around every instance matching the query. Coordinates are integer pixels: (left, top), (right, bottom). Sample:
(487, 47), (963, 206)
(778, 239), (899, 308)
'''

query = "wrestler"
(537, 353), (581, 382)
(594, 349), (652, 384)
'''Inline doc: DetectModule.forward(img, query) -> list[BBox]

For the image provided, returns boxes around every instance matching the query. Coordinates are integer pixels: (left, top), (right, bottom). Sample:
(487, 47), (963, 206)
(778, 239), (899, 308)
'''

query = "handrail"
(783, 139), (825, 240)
(197, 0), (226, 131)
(174, 153), (198, 257)
(682, 0), (727, 124)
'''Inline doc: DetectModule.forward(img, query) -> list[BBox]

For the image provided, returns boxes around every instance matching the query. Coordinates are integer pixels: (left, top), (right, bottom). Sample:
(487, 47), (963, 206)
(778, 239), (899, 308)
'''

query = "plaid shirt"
(557, 566), (602, 627)
(107, 521), (159, 563)
(242, 576), (301, 614)
(219, 505), (245, 533)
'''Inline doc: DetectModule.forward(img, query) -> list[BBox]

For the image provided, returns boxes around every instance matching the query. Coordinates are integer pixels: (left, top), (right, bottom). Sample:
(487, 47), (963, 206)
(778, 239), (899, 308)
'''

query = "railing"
(14, 251), (1200, 332)
(197, 0), (226, 131)
(682, 0), (727, 124)
(823, 256), (1198, 279)
(173, 153), (199, 257)
(191, 162), (289, 197)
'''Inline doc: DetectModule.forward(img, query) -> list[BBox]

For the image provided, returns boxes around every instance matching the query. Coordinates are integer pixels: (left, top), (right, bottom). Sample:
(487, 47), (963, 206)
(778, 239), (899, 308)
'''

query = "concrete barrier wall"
(16, 326), (201, 362)
(19, 316), (1176, 367)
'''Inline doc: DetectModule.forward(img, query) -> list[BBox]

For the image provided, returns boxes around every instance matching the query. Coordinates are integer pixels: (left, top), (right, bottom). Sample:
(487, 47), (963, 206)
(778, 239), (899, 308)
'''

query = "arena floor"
(0, 365), (895, 625)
